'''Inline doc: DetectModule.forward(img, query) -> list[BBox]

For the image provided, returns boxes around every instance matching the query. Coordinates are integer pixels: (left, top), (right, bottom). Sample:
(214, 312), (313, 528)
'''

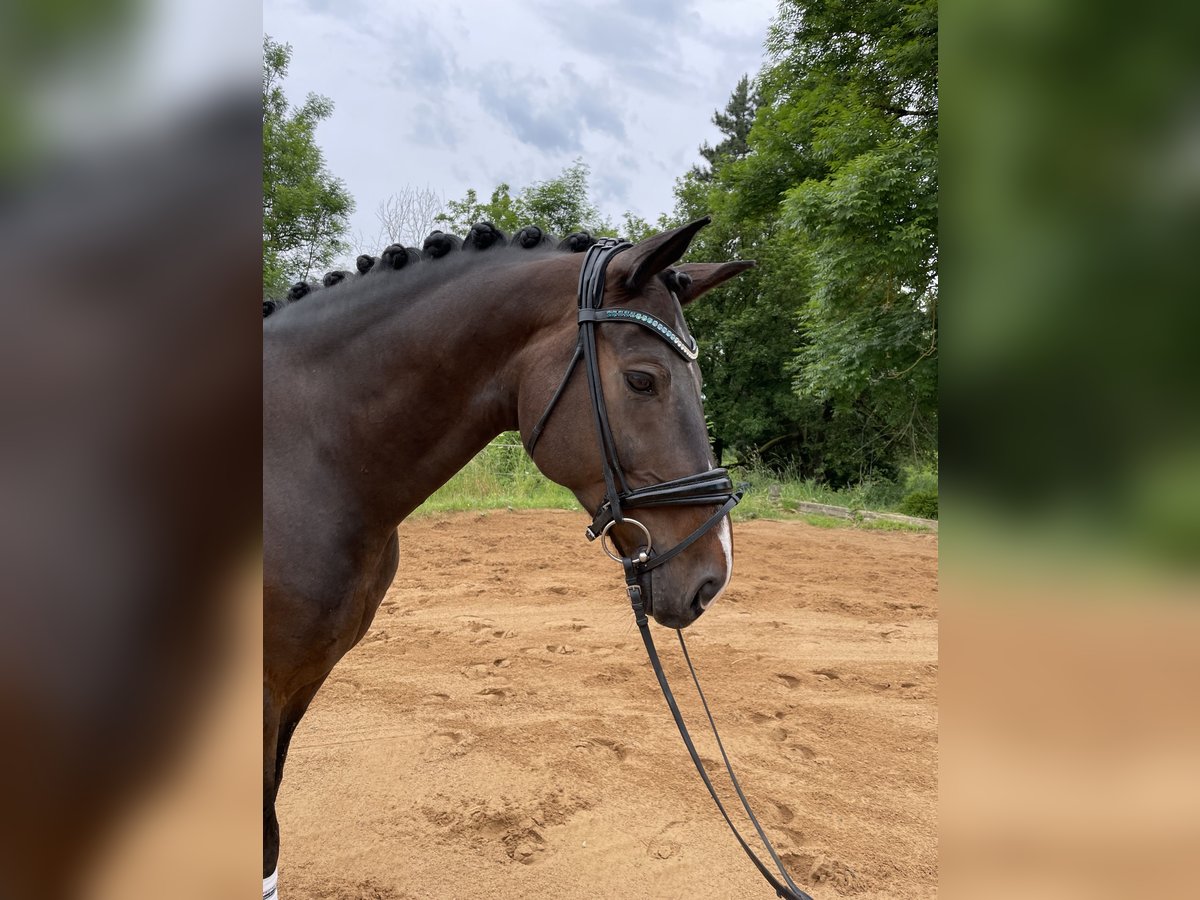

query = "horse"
(263, 216), (753, 898)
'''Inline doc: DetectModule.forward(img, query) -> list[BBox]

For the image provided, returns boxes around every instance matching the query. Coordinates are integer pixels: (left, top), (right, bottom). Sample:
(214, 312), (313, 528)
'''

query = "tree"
(619, 211), (671, 244)
(673, 78), (821, 472)
(670, 0), (938, 483)
(356, 185), (445, 256)
(436, 160), (611, 237)
(771, 0), (938, 462)
(691, 74), (761, 181)
(437, 184), (522, 235)
(673, 191), (823, 475)
(262, 35), (354, 295)
(519, 160), (605, 234)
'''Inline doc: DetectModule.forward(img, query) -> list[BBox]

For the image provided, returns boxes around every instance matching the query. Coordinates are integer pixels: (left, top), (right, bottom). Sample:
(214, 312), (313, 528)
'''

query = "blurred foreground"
(944, 1), (1200, 896)
(0, 1), (260, 897)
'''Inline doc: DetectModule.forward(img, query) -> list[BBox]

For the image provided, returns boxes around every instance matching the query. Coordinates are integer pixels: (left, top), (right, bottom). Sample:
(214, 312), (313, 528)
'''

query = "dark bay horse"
(263, 217), (753, 896)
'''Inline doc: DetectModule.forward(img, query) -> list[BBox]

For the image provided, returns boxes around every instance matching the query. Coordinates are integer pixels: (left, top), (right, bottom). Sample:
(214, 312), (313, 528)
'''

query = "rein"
(527, 239), (814, 899)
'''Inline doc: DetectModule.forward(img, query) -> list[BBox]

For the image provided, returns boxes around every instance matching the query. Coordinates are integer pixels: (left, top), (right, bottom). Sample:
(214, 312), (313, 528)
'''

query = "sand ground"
(276, 510), (937, 899)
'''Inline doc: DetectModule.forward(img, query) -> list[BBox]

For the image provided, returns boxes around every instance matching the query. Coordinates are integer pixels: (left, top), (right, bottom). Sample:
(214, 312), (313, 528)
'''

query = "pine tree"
(691, 75), (760, 181)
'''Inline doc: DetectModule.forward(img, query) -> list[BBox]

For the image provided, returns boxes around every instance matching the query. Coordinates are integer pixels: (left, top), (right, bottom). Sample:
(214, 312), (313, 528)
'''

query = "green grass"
(721, 460), (936, 527)
(412, 436), (580, 517)
(414, 434), (937, 532)
(859, 517), (936, 533)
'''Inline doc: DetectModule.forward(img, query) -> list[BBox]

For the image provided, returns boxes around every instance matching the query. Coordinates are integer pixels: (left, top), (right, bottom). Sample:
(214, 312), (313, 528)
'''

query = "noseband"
(525, 240), (814, 899)
(525, 238), (742, 617)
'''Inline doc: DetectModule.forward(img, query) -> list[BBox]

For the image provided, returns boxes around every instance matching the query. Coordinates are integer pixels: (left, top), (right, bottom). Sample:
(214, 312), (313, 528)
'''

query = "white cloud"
(264, 0), (777, 256)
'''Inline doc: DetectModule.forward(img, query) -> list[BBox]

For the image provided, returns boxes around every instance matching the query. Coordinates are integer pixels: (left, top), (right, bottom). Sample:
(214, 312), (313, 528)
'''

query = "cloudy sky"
(263, 0), (779, 253)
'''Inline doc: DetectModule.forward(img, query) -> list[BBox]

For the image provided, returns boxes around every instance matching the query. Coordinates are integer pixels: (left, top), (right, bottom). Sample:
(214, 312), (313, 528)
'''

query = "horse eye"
(624, 371), (655, 394)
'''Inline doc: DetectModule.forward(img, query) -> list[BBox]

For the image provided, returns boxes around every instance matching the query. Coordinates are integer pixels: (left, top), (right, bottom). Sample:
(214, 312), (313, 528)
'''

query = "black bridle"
(526, 239), (814, 900)
(526, 238), (741, 611)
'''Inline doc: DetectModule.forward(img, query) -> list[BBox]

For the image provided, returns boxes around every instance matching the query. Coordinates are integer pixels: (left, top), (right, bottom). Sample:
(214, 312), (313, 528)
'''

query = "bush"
(899, 489), (938, 520)
(853, 477), (907, 510)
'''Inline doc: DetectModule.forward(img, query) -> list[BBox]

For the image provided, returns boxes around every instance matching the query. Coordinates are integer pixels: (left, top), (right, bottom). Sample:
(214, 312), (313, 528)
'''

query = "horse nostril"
(693, 577), (721, 612)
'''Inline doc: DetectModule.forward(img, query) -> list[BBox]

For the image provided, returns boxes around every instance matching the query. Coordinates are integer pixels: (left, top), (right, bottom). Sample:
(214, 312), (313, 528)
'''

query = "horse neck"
(288, 255), (573, 528)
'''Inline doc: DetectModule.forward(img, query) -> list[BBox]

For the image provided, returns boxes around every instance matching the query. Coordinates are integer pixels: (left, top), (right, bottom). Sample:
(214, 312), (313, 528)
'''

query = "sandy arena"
(275, 510), (938, 899)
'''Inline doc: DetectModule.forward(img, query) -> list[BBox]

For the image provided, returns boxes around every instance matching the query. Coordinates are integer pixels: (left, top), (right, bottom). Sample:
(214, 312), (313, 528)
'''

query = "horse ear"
(671, 260), (756, 306)
(620, 216), (712, 293)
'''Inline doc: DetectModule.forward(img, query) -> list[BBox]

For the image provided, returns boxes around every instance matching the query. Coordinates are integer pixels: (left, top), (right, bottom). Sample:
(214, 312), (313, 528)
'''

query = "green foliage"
(437, 160), (612, 237)
(899, 488), (938, 520)
(677, 218), (819, 471)
(772, 0), (938, 457)
(437, 184), (519, 235)
(414, 433), (577, 516)
(901, 463), (939, 496)
(895, 461), (939, 519)
(692, 74), (761, 181)
(733, 463), (904, 517)
(618, 211), (671, 244)
(416, 437), (932, 532)
(670, 0), (937, 483)
(860, 518), (933, 533)
(521, 160), (605, 234)
(262, 35), (354, 296)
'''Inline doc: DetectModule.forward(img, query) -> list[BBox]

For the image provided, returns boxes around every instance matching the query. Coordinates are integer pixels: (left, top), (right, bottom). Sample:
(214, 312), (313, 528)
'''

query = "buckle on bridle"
(626, 582), (648, 624)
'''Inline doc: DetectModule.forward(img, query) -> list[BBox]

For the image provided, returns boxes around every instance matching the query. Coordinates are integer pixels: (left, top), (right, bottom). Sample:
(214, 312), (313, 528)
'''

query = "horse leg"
(264, 530), (400, 895)
(263, 689), (281, 897)
(264, 675), (330, 898)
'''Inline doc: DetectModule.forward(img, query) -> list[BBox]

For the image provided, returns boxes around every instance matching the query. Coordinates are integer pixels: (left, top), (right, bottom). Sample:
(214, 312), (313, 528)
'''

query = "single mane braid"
(558, 231), (597, 253)
(287, 281), (312, 301)
(513, 225), (556, 249)
(381, 244), (421, 271)
(421, 230), (462, 259)
(462, 222), (507, 252)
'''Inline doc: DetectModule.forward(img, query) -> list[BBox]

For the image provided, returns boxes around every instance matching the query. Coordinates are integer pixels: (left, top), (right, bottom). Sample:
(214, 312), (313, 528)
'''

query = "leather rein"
(525, 239), (814, 900)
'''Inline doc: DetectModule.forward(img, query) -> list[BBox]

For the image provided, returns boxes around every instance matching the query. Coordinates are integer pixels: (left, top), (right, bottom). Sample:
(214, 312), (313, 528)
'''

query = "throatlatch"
(528, 238), (814, 900)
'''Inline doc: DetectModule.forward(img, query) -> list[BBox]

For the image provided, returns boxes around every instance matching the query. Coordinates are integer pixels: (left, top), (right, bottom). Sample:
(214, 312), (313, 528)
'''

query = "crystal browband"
(576, 308), (699, 360)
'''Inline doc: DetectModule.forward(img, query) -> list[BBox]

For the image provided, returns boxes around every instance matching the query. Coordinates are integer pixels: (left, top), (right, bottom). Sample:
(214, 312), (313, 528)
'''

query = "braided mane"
(264, 223), (598, 318)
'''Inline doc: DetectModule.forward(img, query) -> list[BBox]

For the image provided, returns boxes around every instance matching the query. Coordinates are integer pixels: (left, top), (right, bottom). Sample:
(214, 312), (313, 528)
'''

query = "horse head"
(520, 218), (754, 628)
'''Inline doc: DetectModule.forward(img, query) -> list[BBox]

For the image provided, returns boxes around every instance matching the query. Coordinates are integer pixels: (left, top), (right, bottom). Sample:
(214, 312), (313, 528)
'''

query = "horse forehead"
(608, 281), (693, 337)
